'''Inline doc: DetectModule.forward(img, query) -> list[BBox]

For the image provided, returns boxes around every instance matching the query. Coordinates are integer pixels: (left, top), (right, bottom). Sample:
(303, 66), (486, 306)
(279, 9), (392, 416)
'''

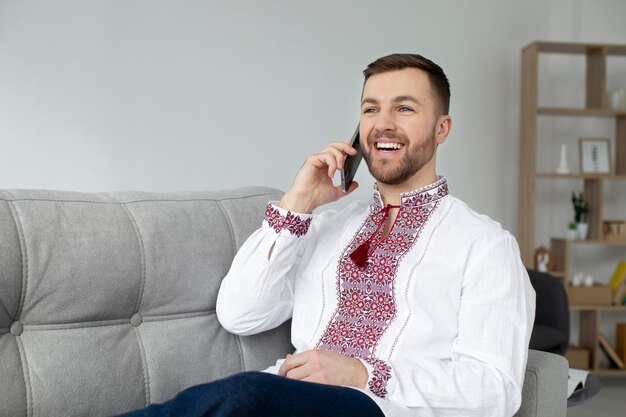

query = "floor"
(567, 378), (626, 416)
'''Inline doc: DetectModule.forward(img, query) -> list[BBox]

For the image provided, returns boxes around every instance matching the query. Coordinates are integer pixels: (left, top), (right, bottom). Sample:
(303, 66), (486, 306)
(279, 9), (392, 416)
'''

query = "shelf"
(537, 107), (626, 117)
(551, 238), (626, 246)
(569, 305), (626, 311)
(592, 369), (626, 377)
(536, 173), (626, 180)
(521, 42), (626, 379)
(526, 41), (626, 56)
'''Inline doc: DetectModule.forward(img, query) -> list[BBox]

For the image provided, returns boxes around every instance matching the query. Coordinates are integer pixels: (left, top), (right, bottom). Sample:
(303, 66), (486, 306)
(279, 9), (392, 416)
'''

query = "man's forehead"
(362, 68), (432, 101)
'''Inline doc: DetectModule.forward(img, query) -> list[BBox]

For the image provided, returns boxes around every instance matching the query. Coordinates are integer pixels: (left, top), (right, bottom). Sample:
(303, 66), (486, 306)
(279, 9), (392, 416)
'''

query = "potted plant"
(567, 221), (578, 240)
(571, 191), (589, 240)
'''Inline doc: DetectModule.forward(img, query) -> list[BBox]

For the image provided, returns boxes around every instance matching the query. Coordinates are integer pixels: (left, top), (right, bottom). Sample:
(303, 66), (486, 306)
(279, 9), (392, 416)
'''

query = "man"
(120, 53), (535, 417)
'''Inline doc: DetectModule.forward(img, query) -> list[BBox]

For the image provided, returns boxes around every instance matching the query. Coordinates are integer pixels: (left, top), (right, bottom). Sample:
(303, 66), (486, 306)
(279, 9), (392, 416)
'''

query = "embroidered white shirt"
(217, 178), (535, 417)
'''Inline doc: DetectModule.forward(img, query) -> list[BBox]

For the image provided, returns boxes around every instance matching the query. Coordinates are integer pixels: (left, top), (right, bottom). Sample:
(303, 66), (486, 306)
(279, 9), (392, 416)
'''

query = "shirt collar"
(372, 176), (449, 210)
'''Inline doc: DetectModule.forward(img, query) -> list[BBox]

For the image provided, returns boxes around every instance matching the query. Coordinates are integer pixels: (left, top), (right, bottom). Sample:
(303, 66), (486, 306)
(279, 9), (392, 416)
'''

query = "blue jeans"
(117, 372), (385, 417)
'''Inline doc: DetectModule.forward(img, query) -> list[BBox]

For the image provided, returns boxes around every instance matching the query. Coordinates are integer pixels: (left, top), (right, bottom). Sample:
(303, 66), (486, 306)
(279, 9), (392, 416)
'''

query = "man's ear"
(436, 115), (452, 145)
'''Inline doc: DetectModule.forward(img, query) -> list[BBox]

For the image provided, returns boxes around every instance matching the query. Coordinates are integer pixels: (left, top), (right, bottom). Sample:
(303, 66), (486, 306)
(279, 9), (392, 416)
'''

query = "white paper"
(567, 368), (589, 398)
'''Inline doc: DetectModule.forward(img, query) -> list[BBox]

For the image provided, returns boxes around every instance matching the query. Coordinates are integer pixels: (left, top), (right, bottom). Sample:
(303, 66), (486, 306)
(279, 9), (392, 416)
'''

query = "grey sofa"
(0, 187), (568, 417)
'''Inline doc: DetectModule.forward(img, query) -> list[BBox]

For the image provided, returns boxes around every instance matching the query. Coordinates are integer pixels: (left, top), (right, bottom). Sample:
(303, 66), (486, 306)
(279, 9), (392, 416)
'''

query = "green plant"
(571, 191), (589, 224)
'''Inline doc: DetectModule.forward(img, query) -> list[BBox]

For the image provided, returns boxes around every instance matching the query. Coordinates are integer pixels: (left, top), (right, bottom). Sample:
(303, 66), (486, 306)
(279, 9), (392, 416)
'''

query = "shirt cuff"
(263, 202), (312, 237)
(360, 357), (393, 398)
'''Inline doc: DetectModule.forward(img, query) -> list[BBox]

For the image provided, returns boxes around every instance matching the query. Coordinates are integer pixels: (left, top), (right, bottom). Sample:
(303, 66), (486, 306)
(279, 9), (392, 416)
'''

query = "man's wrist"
(352, 357), (369, 389)
(279, 191), (315, 214)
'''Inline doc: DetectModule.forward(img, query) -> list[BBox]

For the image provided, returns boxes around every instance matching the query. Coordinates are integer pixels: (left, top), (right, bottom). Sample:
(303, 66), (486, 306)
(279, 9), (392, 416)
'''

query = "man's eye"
(398, 106), (413, 112)
(363, 108), (378, 114)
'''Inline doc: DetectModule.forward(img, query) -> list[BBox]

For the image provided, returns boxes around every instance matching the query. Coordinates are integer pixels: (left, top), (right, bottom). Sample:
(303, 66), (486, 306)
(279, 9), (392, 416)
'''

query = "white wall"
(0, 0), (624, 235)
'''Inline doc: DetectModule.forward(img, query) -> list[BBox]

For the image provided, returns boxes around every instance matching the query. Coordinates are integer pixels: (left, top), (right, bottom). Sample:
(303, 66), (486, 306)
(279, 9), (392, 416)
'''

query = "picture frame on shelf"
(579, 137), (612, 174)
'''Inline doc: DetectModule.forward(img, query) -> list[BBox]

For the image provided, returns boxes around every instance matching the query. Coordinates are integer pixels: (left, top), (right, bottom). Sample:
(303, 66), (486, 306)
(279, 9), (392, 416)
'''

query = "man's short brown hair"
(363, 53), (450, 115)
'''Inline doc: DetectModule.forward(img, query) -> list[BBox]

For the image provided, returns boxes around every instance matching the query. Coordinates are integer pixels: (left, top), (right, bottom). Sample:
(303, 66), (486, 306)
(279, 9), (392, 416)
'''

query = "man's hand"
(279, 142), (359, 213)
(277, 349), (368, 389)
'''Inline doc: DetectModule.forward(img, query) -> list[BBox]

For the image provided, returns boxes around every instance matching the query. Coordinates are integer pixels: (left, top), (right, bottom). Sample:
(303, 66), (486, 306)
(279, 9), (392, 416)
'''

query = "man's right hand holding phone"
(279, 141), (359, 214)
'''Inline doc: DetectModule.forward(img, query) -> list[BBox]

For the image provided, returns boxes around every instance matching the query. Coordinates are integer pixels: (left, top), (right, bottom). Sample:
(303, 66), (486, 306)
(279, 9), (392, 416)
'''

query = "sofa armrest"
(515, 349), (568, 417)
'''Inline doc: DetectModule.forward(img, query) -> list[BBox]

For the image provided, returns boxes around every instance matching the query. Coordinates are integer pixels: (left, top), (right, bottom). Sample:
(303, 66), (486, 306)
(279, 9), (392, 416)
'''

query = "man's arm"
(217, 142), (359, 335)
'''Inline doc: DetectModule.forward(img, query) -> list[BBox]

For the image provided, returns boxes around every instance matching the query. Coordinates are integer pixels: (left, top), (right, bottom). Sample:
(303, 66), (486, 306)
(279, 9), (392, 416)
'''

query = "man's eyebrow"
(360, 96), (422, 106)
(361, 97), (378, 106)
(393, 95), (421, 105)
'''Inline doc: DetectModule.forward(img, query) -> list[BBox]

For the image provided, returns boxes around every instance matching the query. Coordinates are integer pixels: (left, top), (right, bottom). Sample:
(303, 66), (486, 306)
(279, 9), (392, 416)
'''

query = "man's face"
(359, 68), (447, 187)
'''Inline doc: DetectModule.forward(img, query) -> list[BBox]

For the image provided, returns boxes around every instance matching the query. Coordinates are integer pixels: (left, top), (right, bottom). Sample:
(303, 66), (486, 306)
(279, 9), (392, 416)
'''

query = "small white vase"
(555, 144), (570, 174)
(577, 223), (589, 240)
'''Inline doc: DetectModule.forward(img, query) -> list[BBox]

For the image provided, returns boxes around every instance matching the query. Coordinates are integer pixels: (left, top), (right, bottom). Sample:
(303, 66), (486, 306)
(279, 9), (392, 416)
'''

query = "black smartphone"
(341, 125), (363, 193)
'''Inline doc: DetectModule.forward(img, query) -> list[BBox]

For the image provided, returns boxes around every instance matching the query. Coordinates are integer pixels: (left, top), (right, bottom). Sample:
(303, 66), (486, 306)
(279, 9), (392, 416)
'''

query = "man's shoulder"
(441, 195), (512, 242)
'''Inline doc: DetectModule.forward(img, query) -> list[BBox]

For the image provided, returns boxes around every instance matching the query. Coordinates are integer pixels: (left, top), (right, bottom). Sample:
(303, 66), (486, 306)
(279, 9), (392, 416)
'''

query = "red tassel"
(349, 204), (400, 269)
(350, 241), (370, 268)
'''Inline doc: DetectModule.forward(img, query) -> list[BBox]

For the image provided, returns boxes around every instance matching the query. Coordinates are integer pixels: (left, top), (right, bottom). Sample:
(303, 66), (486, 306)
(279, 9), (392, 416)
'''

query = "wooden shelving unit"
(518, 41), (626, 375)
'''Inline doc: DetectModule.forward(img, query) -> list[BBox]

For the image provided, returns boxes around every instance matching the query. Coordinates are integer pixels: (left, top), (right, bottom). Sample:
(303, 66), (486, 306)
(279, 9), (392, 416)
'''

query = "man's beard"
(362, 129), (437, 186)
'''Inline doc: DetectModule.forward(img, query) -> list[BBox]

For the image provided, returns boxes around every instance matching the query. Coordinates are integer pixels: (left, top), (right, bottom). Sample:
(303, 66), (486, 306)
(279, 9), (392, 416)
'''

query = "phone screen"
(341, 125), (363, 193)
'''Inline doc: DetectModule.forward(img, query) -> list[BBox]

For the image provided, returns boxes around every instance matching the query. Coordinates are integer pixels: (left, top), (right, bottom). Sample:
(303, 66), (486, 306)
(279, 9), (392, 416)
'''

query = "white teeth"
(377, 143), (403, 150)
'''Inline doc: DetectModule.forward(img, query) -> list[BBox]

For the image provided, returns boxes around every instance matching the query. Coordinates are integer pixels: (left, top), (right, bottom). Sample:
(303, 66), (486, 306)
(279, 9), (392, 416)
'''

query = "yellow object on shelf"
(608, 261), (626, 304)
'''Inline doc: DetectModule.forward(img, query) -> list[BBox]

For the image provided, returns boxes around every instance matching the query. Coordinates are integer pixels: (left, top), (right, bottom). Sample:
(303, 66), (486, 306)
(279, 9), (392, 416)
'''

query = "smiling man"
(119, 54), (535, 417)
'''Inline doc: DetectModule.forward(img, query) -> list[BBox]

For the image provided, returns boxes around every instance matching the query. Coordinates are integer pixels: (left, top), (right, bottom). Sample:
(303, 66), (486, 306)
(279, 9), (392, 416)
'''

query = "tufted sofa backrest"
(0, 187), (292, 417)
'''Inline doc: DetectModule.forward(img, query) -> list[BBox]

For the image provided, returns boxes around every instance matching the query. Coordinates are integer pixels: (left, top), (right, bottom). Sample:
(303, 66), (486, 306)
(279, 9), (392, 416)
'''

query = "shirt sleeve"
(216, 202), (314, 336)
(362, 233), (536, 416)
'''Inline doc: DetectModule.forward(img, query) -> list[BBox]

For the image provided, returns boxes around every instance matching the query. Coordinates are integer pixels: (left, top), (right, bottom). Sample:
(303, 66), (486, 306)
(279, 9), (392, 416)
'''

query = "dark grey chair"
(527, 269), (570, 355)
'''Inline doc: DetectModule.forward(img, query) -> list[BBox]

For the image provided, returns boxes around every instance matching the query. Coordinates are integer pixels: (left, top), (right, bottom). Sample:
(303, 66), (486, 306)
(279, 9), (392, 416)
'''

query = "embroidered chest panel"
(315, 181), (448, 396)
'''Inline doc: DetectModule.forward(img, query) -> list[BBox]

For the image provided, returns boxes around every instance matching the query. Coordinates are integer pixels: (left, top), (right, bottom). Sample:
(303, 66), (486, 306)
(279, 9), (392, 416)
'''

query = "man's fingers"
(309, 152), (340, 179)
(284, 365), (311, 381)
(278, 352), (307, 377)
(279, 353), (313, 381)
(329, 141), (359, 155)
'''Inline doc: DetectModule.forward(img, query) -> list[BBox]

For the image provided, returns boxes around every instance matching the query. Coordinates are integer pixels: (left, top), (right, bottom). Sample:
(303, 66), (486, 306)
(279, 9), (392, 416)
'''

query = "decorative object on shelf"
(610, 88), (626, 111)
(609, 261), (626, 305)
(533, 246), (553, 272)
(555, 144), (571, 174)
(565, 345), (590, 369)
(567, 222), (579, 240)
(603, 220), (626, 242)
(579, 137), (612, 174)
(571, 191), (589, 240)
(617, 324), (626, 364)
(583, 275), (594, 287)
(568, 284), (613, 306)
(598, 333), (625, 369)
(571, 272), (584, 287)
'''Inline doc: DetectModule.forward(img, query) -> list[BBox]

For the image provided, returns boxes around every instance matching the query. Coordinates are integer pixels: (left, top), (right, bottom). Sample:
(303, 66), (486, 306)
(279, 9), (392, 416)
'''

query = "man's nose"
(373, 109), (396, 132)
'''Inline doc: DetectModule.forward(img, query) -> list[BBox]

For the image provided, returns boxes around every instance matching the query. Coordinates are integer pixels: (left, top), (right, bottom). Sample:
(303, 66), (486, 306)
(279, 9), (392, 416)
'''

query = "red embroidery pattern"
(364, 357), (393, 397)
(316, 179), (448, 398)
(264, 203), (311, 237)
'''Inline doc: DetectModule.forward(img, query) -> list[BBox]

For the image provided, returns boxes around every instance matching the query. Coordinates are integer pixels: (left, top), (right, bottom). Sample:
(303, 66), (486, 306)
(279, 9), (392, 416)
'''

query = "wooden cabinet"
(518, 41), (626, 375)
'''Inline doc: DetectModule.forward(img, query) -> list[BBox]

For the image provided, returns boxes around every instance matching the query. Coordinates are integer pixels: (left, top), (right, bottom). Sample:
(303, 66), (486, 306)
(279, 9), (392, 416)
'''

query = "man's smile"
(370, 139), (406, 159)
(375, 142), (404, 151)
